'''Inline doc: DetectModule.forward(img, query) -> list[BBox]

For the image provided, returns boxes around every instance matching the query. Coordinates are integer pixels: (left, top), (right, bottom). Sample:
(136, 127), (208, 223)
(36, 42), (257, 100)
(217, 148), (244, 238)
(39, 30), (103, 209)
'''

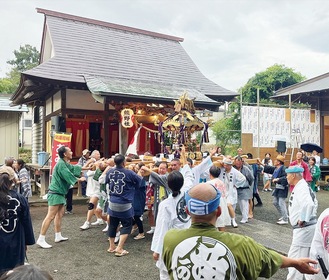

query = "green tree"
(212, 64), (306, 152)
(0, 44), (39, 94)
(211, 102), (241, 154)
(7, 44), (39, 72)
(0, 78), (14, 93)
(240, 64), (306, 104)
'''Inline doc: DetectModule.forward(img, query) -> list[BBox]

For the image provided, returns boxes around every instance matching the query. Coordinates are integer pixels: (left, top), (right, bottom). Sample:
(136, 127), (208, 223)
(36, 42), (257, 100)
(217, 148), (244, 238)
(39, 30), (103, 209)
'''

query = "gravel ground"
(26, 185), (329, 280)
(248, 185), (328, 224)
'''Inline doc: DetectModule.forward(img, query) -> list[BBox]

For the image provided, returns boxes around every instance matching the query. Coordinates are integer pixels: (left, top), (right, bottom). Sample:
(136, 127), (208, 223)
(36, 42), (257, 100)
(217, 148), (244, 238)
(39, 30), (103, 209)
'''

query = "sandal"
(107, 248), (117, 253)
(134, 234), (145, 240)
(115, 250), (129, 257)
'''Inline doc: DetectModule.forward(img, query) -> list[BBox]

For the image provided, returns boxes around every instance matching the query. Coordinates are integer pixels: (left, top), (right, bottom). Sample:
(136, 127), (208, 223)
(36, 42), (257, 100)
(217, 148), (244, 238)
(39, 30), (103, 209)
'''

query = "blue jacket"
(263, 165), (288, 198)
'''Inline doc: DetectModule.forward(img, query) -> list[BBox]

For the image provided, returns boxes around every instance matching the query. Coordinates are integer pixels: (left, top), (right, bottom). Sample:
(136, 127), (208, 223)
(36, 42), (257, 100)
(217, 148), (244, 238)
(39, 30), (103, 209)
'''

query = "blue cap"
(285, 166), (304, 173)
(185, 187), (221, 215)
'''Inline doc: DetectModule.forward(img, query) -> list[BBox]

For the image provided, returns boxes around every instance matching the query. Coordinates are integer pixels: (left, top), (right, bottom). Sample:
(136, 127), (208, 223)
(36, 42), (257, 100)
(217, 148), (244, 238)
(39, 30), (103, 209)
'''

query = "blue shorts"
(108, 216), (132, 237)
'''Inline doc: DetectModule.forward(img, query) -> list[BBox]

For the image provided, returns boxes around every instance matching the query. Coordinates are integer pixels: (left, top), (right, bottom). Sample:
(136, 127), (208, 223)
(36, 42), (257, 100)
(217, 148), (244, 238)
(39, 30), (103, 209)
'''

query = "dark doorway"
(89, 123), (102, 153)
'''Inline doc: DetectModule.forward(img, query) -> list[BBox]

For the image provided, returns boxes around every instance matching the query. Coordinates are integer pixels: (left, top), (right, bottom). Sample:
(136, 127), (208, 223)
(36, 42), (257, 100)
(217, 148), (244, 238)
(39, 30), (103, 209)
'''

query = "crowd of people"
(0, 145), (328, 279)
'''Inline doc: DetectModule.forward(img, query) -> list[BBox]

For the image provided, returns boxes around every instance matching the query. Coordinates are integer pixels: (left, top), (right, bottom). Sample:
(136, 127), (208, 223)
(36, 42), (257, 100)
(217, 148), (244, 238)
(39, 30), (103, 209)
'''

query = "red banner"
(51, 133), (72, 174)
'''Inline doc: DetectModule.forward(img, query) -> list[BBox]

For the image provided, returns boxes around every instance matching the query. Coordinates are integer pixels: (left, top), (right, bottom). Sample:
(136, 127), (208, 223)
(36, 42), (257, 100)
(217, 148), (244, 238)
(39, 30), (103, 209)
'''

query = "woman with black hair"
(0, 264), (53, 280)
(0, 166), (35, 276)
(151, 170), (193, 279)
(308, 156), (321, 192)
(36, 146), (87, 249)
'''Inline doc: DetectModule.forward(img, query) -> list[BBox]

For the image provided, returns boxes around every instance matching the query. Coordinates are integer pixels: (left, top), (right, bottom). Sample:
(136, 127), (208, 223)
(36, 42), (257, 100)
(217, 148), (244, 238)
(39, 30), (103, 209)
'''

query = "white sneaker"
(37, 239), (52, 249)
(55, 236), (69, 243)
(277, 217), (283, 221)
(277, 220), (288, 225)
(146, 227), (155, 234)
(102, 224), (109, 232)
(91, 219), (104, 226)
(231, 220), (238, 228)
(240, 219), (248, 224)
(80, 221), (90, 230)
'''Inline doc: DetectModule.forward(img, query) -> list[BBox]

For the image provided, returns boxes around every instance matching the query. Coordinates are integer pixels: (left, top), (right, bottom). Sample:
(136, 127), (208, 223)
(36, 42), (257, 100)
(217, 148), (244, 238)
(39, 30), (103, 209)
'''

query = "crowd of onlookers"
(0, 146), (328, 279)
(0, 157), (32, 199)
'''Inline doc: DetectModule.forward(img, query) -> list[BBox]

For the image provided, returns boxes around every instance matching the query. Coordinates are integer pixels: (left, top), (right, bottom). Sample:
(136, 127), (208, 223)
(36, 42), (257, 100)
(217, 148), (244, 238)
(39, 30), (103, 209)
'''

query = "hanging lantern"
(120, 108), (134, 128)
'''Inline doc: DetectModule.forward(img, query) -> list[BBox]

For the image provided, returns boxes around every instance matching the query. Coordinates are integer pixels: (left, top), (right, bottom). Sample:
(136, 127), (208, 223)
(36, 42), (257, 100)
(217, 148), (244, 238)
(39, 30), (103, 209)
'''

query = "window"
(23, 119), (32, 128)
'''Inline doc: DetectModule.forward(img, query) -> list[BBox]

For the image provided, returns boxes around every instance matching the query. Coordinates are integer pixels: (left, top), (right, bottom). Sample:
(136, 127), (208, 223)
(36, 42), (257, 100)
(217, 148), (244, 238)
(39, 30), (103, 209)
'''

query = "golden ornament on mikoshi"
(160, 92), (207, 150)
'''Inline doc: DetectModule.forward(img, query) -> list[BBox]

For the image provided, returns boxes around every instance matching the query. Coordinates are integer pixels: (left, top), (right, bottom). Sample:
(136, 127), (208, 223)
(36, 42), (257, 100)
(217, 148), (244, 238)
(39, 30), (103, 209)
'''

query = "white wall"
(0, 112), (19, 164)
(241, 106), (320, 148)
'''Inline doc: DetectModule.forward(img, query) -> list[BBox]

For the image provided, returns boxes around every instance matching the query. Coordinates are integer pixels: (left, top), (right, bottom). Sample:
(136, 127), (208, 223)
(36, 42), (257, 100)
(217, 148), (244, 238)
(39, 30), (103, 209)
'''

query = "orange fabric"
(65, 120), (90, 157)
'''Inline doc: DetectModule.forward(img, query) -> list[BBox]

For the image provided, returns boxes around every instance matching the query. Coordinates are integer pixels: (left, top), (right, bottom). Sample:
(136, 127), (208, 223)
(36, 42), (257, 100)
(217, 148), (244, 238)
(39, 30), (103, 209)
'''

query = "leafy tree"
(211, 102), (241, 154)
(7, 44), (39, 72)
(0, 44), (39, 94)
(212, 64), (306, 151)
(239, 64), (306, 104)
(0, 78), (14, 93)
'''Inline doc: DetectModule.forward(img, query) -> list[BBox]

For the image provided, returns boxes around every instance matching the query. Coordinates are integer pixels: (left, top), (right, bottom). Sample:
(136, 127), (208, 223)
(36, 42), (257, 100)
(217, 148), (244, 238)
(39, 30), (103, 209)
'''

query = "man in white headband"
(286, 165), (318, 280)
(162, 183), (320, 279)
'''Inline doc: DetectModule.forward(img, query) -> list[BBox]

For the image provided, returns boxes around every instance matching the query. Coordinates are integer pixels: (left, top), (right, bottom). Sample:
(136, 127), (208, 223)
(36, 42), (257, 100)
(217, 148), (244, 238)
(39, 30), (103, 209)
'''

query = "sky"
(1, 0), (329, 92)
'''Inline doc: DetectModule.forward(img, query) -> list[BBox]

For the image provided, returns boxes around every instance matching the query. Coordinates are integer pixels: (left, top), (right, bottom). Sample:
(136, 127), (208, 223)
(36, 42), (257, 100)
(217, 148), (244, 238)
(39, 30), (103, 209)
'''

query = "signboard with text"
(51, 133), (72, 174)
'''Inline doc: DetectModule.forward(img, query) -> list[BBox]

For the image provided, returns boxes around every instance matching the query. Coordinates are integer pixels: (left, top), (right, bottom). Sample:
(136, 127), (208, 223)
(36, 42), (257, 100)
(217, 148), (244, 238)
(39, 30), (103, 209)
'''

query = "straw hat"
(276, 155), (285, 163)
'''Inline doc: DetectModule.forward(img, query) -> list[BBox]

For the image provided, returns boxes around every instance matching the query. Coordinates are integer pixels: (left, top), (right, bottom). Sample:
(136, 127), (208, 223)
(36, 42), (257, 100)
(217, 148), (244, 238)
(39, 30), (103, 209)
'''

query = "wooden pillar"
(103, 97), (110, 157)
(119, 124), (128, 155)
(60, 88), (67, 118)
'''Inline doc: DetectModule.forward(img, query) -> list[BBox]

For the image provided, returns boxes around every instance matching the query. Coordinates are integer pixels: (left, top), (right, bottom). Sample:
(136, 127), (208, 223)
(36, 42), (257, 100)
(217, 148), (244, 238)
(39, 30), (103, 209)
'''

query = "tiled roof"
(85, 75), (219, 108)
(0, 97), (28, 112)
(274, 72), (329, 97)
(21, 8), (237, 105)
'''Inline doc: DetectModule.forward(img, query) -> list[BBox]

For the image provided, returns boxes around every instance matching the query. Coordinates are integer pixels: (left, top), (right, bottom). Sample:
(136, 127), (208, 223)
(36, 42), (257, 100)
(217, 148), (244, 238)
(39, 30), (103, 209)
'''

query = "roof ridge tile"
(36, 7), (184, 42)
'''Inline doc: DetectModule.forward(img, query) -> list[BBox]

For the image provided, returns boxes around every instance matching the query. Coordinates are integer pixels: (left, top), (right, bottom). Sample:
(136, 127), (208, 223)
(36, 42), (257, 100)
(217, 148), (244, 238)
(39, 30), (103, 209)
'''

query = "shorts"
(47, 193), (66, 206)
(108, 216), (132, 237)
(97, 199), (109, 214)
